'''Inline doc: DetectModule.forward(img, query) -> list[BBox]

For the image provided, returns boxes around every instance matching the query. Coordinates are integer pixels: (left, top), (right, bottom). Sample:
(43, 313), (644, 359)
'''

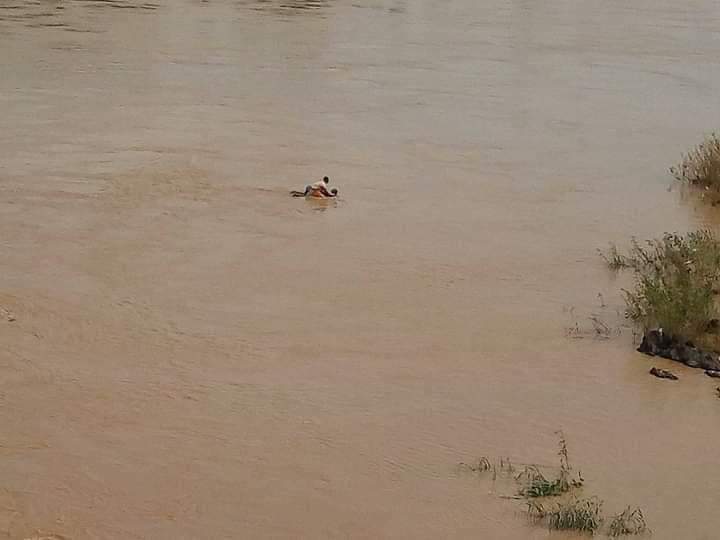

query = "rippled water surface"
(1, 1), (720, 538)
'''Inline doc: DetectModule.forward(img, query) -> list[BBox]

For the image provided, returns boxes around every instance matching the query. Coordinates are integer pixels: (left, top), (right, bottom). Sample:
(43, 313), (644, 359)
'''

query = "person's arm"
(316, 185), (335, 197)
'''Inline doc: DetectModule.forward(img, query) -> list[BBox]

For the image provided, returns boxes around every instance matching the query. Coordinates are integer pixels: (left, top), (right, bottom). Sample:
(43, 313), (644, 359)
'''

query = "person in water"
(290, 176), (338, 198)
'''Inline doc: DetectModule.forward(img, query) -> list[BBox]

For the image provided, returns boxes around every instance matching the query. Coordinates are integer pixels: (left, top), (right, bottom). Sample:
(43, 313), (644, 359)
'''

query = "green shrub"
(604, 231), (720, 344)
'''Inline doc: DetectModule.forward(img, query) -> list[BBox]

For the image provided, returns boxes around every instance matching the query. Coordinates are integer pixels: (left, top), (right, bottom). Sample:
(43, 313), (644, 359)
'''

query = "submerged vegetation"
(518, 433), (584, 498)
(603, 231), (720, 347)
(527, 497), (648, 536)
(460, 432), (584, 498)
(543, 497), (604, 533)
(607, 507), (649, 537)
(564, 302), (625, 341)
(671, 133), (720, 201)
(461, 432), (648, 536)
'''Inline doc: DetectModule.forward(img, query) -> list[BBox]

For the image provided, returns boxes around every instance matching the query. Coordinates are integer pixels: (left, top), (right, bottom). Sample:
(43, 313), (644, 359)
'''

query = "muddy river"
(1, 0), (719, 538)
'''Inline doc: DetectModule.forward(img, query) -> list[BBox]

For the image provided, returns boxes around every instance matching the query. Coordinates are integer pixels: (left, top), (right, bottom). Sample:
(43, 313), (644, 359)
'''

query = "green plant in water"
(607, 506), (649, 537)
(517, 465), (580, 498)
(671, 133), (720, 198)
(604, 231), (720, 346)
(460, 432), (648, 536)
(517, 431), (583, 498)
(546, 497), (603, 533)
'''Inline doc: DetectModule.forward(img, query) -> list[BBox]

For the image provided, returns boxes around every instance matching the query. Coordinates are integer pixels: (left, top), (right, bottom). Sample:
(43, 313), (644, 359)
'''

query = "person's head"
(323, 176), (330, 184)
(330, 188), (338, 196)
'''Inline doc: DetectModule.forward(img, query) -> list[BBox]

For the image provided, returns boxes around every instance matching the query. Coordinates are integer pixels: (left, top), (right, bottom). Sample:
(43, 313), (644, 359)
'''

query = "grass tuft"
(517, 466), (569, 497)
(671, 133), (720, 199)
(607, 506), (649, 537)
(517, 431), (583, 498)
(546, 497), (603, 533)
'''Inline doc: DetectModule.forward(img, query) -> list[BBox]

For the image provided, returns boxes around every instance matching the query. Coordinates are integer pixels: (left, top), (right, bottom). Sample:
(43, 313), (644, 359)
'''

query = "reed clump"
(671, 133), (720, 201)
(547, 497), (603, 533)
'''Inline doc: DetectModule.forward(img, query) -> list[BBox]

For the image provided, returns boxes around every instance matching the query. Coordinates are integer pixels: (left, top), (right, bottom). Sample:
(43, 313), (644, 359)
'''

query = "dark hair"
(330, 188), (338, 195)
(323, 176), (330, 183)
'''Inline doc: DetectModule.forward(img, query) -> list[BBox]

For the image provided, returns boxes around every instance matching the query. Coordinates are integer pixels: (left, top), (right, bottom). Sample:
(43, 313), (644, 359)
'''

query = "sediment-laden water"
(1, 1), (719, 538)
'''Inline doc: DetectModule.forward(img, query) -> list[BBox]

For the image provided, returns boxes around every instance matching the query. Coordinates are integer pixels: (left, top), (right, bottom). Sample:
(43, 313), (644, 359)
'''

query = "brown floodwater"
(1, 0), (720, 538)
